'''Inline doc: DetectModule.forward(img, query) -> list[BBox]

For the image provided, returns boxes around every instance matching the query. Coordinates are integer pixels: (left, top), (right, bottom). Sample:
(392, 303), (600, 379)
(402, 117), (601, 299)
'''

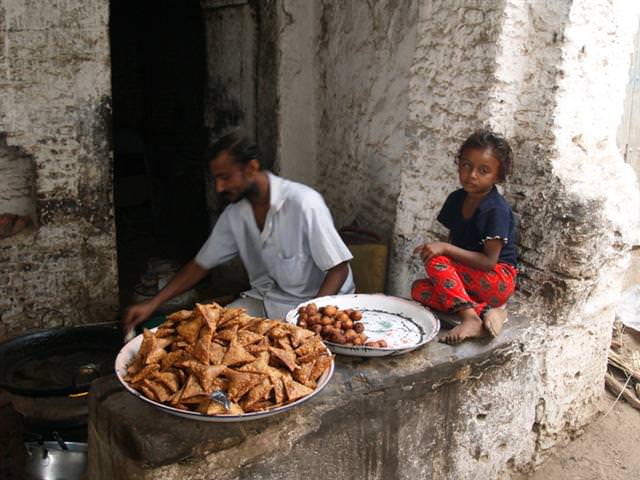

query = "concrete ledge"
(88, 313), (530, 479)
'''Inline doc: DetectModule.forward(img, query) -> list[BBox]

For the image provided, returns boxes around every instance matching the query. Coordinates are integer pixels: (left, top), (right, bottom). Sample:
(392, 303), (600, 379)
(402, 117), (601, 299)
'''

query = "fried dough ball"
(322, 305), (338, 317)
(297, 306), (388, 348)
(331, 333), (347, 344)
(321, 315), (334, 326)
(322, 325), (338, 336)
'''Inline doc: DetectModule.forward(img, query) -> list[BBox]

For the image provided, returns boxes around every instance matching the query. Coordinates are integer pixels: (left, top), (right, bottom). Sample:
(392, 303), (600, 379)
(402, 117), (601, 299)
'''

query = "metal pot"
(0, 324), (122, 396)
(24, 440), (87, 480)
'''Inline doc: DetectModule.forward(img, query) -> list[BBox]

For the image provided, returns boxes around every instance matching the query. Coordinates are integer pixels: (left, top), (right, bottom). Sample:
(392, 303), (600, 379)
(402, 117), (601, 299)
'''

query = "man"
(123, 131), (354, 333)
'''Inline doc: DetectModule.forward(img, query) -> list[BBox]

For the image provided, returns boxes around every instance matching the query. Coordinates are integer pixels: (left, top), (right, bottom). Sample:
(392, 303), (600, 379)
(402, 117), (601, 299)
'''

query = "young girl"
(412, 130), (518, 345)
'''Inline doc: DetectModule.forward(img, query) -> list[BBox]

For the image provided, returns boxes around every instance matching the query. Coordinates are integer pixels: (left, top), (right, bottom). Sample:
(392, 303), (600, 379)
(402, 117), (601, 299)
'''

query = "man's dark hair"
(456, 129), (513, 181)
(204, 130), (262, 169)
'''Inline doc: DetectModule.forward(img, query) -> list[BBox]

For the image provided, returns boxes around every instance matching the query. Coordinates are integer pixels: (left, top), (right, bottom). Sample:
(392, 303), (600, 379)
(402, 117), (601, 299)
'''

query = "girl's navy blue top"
(437, 187), (518, 267)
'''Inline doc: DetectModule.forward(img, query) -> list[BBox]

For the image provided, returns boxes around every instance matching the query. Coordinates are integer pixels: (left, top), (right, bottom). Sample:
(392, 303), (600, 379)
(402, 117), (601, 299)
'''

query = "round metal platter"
(285, 294), (440, 357)
(115, 328), (335, 423)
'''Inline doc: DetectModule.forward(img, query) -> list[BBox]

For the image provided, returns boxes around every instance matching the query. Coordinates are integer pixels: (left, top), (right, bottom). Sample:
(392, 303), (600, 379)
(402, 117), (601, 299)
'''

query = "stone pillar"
(0, 0), (117, 336)
(390, 0), (640, 469)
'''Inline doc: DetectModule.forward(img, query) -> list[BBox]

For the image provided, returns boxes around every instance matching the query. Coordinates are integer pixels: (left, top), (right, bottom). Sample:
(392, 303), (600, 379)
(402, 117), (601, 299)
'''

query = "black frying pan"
(0, 325), (122, 397)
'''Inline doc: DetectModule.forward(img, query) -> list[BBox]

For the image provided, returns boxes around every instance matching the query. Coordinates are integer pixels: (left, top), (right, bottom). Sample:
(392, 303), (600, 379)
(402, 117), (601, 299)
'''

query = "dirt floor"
(516, 392), (640, 480)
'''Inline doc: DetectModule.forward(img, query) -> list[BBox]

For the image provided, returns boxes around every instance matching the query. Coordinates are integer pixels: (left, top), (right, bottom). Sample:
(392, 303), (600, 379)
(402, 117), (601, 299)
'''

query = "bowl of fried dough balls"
(286, 294), (441, 358)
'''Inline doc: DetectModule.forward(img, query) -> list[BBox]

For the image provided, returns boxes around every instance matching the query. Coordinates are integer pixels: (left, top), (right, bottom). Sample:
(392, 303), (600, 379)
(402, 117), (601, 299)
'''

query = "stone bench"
(88, 311), (532, 479)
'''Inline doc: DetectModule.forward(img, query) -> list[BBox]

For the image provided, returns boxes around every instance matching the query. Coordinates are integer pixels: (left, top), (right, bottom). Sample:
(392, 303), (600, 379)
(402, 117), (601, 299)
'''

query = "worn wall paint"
(0, 0), (117, 337)
(312, 0), (418, 239)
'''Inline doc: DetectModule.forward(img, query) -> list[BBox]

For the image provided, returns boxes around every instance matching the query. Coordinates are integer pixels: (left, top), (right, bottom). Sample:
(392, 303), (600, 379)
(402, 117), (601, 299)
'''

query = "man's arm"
(122, 260), (209, 333)
(316, 261), (350, 297)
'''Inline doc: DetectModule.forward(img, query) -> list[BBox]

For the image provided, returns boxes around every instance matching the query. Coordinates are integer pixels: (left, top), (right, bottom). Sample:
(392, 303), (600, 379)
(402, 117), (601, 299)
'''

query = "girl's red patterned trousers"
(411, 255), (517, 318)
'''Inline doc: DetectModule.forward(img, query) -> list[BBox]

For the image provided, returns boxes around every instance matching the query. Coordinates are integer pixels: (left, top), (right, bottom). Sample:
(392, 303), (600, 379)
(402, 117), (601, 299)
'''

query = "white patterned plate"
(115, 328), (335, 422)
(285, 294), (440, 357)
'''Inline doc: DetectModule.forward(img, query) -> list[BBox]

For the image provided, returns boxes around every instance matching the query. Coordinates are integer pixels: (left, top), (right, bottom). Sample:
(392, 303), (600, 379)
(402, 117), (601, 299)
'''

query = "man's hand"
(120, 260), (210, 336)
(413, 242), (450, 263)
(122, 299), (157, 335)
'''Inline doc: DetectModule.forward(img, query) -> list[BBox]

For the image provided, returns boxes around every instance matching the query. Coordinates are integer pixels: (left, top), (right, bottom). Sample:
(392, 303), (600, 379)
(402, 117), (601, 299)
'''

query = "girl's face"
(457, 147), (502, 195)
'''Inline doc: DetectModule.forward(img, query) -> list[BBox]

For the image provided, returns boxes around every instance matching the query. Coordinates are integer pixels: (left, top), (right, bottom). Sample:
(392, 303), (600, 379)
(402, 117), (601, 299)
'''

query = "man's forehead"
(210, 151), (241, 173)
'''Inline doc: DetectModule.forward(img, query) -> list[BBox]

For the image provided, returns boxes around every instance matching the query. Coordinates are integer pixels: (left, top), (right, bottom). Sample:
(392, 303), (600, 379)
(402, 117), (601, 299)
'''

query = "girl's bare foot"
(483, 308), (508, 337)
(442, 316), (484, 345)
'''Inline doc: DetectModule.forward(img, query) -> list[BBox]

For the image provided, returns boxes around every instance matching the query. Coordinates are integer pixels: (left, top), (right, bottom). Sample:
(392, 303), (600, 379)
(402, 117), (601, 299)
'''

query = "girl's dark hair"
(456, 129), (513, 181)
(204, 130), (262, 169)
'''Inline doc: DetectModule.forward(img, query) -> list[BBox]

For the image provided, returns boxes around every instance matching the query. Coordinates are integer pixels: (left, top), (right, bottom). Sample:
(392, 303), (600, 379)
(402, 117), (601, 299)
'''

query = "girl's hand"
(413, 242), (449, 263)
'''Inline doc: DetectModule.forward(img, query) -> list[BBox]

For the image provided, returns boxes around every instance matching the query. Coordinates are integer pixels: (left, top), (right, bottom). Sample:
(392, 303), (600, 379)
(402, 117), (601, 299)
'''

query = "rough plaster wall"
(313, 0), (418, 238)
(389, 0), (502, 291)
(447, 349), (538, 479)
(0, 0), (117, 337)
(275, 0), (318, 186)
(256, 0), (279, 171)
(390, 0), (640, 473)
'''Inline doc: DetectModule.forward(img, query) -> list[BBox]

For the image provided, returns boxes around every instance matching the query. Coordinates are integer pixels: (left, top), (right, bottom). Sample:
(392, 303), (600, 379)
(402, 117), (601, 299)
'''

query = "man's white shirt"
(195, 172), (355, 318)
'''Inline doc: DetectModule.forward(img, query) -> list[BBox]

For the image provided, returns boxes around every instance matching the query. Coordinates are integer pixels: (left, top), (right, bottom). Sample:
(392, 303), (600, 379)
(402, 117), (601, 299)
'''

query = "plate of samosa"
(115, 302), (334, 422)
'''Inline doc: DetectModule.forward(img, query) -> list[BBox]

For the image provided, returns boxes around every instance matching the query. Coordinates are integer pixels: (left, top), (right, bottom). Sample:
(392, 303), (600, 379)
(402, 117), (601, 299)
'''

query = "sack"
(339, 226), (388, 294)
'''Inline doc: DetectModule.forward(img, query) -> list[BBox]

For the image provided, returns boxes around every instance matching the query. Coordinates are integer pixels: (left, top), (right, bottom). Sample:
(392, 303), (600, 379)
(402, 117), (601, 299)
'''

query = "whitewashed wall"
(0, 0), (117, 336)
(278, 0), (418, 239)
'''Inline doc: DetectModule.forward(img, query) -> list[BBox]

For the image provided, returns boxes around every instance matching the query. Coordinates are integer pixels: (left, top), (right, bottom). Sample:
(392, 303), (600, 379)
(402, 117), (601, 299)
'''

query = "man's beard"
(220, 181), (259, 204)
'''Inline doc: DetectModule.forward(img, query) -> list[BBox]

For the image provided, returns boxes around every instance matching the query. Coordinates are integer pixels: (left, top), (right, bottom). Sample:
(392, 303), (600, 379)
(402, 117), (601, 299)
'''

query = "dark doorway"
(110, 0), (209, 306)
